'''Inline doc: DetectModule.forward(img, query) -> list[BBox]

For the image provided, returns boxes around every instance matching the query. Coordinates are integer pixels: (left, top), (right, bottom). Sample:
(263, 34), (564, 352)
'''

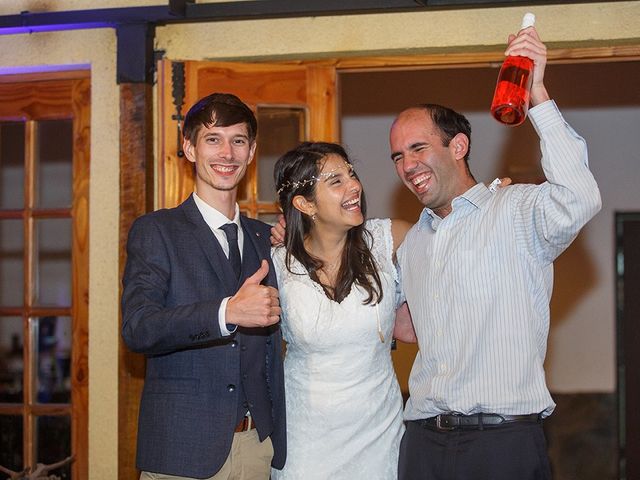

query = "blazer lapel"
(241, 217), (269, 258)
(240, 216), (276, 288)
(180, 196), (238, 293)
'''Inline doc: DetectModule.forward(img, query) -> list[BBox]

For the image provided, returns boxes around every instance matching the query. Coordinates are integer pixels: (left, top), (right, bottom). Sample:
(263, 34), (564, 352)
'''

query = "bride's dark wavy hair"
(274, 142), (382, 305)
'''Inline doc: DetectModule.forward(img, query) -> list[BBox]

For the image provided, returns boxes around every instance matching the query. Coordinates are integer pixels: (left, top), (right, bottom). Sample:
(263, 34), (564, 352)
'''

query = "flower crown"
(276, 162), (354, 195)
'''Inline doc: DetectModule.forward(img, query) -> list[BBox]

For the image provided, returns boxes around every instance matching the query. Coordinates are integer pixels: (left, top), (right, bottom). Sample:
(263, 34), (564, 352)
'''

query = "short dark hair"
(418, 103), (472, 163)
(182, 93), (257, 145)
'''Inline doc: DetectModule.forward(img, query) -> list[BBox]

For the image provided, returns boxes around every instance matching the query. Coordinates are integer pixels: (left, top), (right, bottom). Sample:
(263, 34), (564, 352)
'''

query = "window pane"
(237, 175), (249, 202)
(35, 316), (71, 404)
(257, 213), (281, 226)
(36, 415), (71, 478)
(257, 107), (306, 202)
(0, 219), (24, 306)
(0, 415), (23, 471)
(0, 316), (23, 403)
(35, 120), (73, 209)
(0, 122), (25, 210)
(34, 218), (71, 307)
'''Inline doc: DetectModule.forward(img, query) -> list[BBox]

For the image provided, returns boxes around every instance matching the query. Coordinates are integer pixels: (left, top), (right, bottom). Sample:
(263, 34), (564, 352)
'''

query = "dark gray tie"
(220, 223), (241, 280)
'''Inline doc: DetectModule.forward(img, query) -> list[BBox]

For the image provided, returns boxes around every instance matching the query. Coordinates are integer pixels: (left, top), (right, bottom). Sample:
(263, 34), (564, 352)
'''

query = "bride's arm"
(393, 302), (417, 344)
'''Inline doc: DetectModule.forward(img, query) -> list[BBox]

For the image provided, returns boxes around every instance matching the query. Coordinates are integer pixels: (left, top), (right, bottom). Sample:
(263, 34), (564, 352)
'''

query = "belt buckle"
(436, 415), (456, 431)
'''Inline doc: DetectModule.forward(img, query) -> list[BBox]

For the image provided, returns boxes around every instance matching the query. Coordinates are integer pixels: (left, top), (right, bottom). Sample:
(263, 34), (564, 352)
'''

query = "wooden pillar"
(118, 82), (154, 480)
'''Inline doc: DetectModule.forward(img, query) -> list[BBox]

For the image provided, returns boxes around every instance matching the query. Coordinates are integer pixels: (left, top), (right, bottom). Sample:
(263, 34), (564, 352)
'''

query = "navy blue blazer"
(121, 195), (286, 478)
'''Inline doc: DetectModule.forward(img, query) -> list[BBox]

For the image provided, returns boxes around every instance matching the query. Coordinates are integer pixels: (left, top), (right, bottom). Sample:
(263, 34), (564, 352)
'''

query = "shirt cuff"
(218, 297), (237, 336)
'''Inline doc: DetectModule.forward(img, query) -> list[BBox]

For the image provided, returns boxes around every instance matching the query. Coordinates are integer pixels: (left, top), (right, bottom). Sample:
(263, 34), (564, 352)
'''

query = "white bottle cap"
(521, 12), (536, 29)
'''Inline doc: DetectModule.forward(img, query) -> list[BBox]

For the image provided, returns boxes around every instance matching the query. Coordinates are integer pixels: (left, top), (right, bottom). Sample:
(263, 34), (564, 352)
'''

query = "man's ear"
(292, 195), (315, 217)
(451, 133), (469, 160)
(183, 138), (196, 163)
(248, 141), (257, 165)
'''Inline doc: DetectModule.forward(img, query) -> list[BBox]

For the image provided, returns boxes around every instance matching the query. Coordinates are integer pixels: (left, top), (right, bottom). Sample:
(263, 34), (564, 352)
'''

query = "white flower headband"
(276, 161), (354, 195)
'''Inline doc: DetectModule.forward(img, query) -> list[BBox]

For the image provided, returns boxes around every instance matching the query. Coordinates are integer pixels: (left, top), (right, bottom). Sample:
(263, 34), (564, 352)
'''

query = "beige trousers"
(140, 430), (273, 480)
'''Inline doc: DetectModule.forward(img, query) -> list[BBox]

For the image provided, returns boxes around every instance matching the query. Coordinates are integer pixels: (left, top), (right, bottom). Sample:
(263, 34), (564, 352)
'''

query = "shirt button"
(227, 384), (236, 392)
(242, 373), (248, 380)
(241, 345), (248, 352)
(439, 363), (447, 372)
(230, 341), (238, 348)
(434, 293), (439, 300)
(436, 329), (443, 337)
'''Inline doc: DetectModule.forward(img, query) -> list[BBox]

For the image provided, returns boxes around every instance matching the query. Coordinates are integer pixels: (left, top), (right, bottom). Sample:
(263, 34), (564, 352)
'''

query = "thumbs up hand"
(226, 260), (281, 328)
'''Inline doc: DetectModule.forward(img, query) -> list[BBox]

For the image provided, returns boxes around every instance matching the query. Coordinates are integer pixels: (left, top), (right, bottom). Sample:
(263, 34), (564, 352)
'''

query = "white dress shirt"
(397, 100), (602, 420)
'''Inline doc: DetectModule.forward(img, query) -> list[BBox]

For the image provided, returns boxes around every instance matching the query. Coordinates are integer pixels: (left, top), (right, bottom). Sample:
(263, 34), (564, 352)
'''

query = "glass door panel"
(0, 219), (24, 306)
(34, 218), (72, 307)
(257, 213), (281, 226)
(0, 122), (25, 210)
(0, 316), (24, 403)
(34, 315), (72, 404)
(35, 120), (73, 209)
(0, 414), (23, 472)
(256, 107), (306, 203)
(35, 414), (71, 477)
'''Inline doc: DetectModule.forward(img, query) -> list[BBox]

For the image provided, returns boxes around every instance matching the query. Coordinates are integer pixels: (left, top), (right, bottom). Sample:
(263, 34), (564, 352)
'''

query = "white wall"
(341, 61), (640, 393)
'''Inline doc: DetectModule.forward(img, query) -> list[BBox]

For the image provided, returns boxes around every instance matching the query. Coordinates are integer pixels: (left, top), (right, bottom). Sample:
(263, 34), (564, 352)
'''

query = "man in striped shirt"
(391, 27), (601, 479)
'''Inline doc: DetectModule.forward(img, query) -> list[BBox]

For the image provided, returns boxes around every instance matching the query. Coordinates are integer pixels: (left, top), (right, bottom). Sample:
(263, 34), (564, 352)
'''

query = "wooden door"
(157, 60), (338, 213)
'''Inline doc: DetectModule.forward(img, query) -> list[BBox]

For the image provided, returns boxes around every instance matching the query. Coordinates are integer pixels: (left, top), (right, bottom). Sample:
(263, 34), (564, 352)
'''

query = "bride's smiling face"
(310, 154), (364, 231)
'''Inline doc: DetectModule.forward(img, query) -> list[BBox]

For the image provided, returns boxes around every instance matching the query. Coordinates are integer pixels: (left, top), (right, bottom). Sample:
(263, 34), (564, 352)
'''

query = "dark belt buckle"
(436, 415), (457, 431)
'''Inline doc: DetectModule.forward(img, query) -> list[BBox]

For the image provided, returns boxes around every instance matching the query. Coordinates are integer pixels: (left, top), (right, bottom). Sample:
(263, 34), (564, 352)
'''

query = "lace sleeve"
(271, 245), (287, 285)
(365, 218), (399, 285)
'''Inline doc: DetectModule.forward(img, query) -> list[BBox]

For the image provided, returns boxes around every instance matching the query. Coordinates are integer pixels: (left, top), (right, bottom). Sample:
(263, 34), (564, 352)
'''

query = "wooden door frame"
(117, 44), (640, 480)
(0, 71), (90, 479)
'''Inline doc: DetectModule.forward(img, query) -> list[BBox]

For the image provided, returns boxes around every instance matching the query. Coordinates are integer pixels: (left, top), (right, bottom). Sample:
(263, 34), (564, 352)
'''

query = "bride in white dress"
(270, 142), (415, 480)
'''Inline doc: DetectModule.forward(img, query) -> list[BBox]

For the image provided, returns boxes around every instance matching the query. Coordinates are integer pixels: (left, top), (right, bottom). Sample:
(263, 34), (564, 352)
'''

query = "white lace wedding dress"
(271, 218), (404, 480)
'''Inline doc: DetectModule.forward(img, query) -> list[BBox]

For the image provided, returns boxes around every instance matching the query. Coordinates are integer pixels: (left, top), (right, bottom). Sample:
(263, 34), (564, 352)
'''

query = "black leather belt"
(418, 413), (541, 432)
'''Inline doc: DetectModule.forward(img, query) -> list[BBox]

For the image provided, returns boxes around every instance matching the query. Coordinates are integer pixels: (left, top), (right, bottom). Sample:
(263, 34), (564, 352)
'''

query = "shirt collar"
(417, 182), (492, 231)
(192, 192), (240, 230)
(460, 182), (493, 209)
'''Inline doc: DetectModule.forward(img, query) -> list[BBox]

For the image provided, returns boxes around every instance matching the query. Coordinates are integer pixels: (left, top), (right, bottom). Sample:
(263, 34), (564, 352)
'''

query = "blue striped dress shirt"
(397, 100), (602, 421)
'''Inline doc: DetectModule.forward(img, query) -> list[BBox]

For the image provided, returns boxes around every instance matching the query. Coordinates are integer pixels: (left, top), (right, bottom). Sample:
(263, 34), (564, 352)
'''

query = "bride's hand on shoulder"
(270, 214), (286, 247)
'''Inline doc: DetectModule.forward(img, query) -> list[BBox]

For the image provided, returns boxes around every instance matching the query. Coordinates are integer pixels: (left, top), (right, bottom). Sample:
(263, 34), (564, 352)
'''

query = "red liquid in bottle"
(490, 55), (533, 126)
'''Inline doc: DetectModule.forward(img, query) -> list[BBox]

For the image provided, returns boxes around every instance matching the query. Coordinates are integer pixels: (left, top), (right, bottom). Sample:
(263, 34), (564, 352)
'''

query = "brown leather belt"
(419, 413), (541, 432)
(234, 415), (255, 433)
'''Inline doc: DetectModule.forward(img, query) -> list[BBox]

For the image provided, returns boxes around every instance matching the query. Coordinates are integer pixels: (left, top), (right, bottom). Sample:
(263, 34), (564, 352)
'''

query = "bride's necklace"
(316, 259), (340, 289)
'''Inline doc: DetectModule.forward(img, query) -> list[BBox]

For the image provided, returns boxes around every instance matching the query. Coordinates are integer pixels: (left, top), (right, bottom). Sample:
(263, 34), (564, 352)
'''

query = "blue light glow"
(0, 22), (112, 35)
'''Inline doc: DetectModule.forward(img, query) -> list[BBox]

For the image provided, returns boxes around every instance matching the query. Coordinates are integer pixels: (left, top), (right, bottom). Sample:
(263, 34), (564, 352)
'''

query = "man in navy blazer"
(122, 93), (286, 479)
